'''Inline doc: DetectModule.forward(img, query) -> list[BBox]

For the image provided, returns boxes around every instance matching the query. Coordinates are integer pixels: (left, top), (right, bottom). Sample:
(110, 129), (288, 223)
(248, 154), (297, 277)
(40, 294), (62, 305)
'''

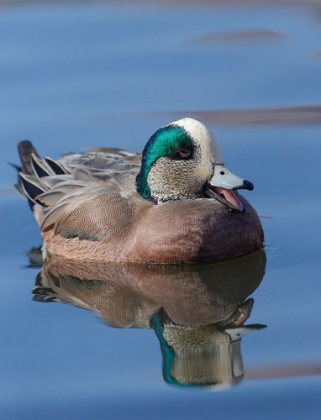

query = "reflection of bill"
(31, 249), (266, 388)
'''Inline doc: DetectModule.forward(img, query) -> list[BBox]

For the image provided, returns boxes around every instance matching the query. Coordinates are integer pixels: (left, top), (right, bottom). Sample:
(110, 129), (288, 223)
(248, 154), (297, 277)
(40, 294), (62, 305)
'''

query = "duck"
(16, 118), (264, 263)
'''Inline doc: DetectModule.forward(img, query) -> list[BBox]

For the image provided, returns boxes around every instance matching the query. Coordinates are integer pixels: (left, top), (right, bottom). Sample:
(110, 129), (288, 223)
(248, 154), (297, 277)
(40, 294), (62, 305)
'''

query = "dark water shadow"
(188, 29), (285, 45)
(3, 0), (321, 16)
(154, 106), (321, 127)
(80, 105), (321, 128)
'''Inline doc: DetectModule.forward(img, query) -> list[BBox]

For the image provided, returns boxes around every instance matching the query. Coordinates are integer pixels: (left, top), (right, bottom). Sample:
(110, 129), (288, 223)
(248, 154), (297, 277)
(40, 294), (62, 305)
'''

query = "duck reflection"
(32, 250), (266, 388)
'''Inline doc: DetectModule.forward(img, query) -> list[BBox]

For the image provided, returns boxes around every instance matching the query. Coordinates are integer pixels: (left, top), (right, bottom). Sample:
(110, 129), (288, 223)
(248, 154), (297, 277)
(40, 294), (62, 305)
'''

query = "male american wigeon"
(16, 118), (263, 263)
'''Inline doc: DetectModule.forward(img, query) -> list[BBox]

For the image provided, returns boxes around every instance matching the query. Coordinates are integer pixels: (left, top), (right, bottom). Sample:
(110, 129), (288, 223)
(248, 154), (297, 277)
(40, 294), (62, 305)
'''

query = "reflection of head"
(170, 338), (243, 388)
(152, 310), (265, 389)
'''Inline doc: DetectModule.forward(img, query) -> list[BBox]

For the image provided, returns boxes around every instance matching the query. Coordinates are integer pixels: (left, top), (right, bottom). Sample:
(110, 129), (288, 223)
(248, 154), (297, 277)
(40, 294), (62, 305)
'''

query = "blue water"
(1, 1), (321, 419)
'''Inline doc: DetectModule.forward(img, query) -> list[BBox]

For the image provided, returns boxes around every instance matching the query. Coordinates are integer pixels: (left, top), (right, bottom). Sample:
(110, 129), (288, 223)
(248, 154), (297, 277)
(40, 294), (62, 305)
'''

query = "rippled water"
(1, 1), (321, 419)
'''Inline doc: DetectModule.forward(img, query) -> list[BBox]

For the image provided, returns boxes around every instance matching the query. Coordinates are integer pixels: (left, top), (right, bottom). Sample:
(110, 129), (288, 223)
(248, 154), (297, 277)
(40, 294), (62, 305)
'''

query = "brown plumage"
(16, 118), (264, 263)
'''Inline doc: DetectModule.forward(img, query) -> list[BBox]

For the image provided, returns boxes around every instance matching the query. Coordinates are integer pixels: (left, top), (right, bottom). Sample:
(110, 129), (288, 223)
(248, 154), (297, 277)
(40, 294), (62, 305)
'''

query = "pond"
(1, 1), (321, 419)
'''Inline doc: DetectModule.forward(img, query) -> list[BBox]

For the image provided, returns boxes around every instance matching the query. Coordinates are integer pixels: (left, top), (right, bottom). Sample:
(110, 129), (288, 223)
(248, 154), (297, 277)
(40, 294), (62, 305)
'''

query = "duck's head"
(136, 118), (253, 211)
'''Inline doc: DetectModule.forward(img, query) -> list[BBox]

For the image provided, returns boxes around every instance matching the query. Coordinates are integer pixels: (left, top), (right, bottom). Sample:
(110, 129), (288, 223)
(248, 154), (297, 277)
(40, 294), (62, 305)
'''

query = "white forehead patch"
(166, 117), (224, 164)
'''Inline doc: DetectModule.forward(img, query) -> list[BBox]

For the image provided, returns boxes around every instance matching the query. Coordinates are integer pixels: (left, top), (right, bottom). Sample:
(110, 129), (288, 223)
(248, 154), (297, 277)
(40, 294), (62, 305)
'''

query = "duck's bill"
(204, 164), (254, 212)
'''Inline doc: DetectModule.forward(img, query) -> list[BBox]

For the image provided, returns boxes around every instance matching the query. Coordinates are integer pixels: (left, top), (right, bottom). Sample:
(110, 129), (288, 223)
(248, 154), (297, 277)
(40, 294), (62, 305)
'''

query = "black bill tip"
(241, 180), (254, 191)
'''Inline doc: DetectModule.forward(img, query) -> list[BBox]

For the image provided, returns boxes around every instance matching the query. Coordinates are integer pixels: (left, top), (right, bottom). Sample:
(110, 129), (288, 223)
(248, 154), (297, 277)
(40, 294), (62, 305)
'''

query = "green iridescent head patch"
(136, 124), (193, 200)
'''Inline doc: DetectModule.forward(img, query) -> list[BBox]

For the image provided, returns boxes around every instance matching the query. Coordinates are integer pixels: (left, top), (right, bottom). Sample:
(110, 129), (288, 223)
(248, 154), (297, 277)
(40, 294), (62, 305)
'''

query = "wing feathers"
(15, 140), (141, 243)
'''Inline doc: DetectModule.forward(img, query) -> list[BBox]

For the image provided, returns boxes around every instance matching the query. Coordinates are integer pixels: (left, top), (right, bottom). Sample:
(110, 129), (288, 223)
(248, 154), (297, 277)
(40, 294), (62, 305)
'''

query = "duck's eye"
(177, 148), (193, 159)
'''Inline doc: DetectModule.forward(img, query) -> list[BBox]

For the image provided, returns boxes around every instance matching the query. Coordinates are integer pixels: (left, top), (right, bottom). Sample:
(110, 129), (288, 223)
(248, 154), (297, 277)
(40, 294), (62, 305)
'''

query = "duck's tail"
(14, 140), (69, 211)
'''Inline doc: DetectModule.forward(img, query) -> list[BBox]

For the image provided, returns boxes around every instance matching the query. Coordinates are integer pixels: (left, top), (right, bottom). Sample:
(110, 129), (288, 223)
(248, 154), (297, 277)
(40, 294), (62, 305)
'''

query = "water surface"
(1, 1), (321, 419)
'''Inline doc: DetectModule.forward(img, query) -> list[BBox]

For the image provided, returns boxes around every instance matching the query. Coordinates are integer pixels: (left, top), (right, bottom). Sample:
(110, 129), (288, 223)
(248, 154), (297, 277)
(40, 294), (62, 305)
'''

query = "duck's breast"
(122, 197), (263, 263)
